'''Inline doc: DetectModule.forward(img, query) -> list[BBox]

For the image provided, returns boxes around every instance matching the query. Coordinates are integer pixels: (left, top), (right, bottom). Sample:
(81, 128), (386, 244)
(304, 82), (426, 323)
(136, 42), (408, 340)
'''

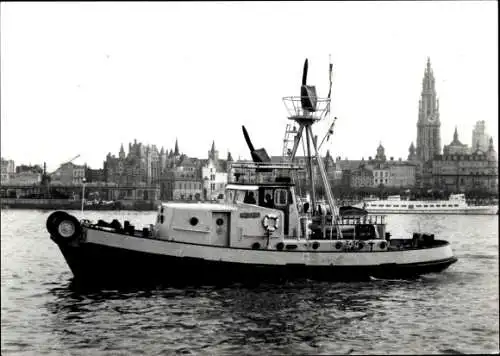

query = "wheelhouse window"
(241, 190), (257, 204)
(260, 188), (274, 208)
(226, 189), (258, 204)
(226, 189), (235, 203)
(274, 189), (288, 207)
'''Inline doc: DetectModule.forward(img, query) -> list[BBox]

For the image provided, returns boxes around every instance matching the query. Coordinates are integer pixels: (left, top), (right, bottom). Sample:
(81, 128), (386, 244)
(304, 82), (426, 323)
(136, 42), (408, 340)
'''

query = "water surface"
(1, 209), (498, 354)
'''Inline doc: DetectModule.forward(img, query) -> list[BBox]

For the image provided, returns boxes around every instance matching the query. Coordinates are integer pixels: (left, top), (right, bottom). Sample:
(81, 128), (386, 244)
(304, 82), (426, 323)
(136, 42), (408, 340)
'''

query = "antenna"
(81, 177), (86, 216)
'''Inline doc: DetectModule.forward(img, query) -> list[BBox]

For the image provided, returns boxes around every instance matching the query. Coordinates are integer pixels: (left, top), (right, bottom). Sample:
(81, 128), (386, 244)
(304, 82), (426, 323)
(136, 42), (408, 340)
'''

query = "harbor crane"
(41, 155), (81, 197)
(45, 154), (81, 177)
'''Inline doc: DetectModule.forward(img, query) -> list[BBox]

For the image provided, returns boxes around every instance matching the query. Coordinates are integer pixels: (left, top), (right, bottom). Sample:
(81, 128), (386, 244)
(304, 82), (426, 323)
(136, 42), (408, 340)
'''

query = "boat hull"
(51, 228), (458, 286)
(362, 207), (497, 215)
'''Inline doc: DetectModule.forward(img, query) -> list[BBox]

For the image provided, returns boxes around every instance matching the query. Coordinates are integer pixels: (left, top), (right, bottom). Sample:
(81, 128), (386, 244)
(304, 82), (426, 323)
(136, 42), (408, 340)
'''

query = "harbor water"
(1, 209), (498, 355)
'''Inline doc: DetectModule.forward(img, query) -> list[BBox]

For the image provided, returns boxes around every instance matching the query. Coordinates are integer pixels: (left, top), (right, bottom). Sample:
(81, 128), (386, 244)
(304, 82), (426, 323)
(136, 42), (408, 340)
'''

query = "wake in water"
(458, 253), (498, 260)
(369, 276), (419, 282)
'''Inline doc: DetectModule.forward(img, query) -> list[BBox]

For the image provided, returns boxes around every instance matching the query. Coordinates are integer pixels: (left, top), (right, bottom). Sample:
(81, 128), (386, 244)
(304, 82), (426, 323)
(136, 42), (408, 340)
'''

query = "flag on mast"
(327, 57), (333, 99)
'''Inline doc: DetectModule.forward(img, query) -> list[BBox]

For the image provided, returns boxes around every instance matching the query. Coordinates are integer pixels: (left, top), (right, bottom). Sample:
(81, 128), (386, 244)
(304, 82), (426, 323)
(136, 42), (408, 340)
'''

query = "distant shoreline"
(0, 198), (159, 211)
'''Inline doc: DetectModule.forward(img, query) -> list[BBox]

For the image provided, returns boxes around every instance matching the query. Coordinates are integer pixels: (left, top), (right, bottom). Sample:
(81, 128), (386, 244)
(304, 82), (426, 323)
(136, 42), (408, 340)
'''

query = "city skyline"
(1, 1), (498, 172)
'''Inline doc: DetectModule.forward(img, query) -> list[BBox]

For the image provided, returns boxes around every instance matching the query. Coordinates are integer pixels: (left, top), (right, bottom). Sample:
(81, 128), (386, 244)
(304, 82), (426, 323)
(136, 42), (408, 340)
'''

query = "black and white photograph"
(1, 1), (498, 355)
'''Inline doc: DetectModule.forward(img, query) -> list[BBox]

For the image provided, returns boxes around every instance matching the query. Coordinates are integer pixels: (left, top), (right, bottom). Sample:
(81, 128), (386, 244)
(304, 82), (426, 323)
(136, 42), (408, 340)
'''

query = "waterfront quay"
(0, 182), (161, 211)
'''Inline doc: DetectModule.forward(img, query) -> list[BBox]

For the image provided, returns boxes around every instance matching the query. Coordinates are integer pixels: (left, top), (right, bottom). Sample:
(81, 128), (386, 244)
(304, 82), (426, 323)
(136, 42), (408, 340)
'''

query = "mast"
(283, 58), (342, 236)
(304, 123), (317, 213)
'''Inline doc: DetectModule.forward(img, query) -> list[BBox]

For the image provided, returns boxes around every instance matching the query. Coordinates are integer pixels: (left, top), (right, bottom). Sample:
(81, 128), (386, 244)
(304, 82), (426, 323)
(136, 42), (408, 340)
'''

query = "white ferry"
(357, 194), (497, 215)
(46, 59), (457, 286)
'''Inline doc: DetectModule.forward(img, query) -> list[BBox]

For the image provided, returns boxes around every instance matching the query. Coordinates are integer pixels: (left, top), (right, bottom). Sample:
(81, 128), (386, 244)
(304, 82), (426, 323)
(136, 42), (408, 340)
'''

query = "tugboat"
(46, 59), (457, 285)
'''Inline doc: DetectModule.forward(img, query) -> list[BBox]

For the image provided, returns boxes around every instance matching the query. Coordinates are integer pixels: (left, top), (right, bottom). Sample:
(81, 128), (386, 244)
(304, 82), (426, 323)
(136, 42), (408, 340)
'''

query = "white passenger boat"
(46, 59), (457, 285)
(356, 194), (497, 215)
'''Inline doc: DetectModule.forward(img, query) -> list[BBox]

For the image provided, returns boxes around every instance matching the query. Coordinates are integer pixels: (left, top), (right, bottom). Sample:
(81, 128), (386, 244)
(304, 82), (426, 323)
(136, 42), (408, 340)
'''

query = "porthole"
(190, 217), (199, 226)
(216, 218), (224, 226)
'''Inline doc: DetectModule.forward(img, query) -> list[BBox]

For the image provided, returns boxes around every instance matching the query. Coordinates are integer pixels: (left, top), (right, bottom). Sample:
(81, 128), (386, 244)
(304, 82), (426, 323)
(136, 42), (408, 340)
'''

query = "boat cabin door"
(259, 188), (291, 235)
(212, 212), (230, 247)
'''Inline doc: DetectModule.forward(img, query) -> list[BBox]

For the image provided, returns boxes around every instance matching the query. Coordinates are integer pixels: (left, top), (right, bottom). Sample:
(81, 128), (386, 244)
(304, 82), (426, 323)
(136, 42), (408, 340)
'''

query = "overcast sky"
(1, 1), (498, 172)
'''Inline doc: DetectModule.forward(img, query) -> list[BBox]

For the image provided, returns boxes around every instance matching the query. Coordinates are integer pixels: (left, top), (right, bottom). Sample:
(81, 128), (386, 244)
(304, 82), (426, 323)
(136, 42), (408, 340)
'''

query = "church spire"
(174, 138), (179, 156)
(119, 143), (125, 159)
(208, 140), (218, 161)
(408, 142), (416, 161)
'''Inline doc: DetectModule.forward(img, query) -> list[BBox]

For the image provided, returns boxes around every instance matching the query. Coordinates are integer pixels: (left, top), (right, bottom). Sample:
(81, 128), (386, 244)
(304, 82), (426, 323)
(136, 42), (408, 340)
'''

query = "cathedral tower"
(416, 57), (441, 162)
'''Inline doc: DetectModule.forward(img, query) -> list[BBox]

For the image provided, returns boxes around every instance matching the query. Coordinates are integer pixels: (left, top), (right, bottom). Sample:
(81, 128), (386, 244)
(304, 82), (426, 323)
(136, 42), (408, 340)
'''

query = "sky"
(1, 1), (498, 172)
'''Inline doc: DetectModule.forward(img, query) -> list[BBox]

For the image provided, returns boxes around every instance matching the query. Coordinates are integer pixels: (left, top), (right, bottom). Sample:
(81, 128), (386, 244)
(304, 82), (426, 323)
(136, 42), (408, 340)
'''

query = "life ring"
(262, 214), (279, 233)
(312, 241), (320, 250)
(335, 241), (343, 250)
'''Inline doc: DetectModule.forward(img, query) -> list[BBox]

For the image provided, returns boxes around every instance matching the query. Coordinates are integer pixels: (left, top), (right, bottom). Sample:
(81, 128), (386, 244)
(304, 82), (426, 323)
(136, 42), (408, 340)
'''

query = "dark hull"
(53, 237), (458, 287)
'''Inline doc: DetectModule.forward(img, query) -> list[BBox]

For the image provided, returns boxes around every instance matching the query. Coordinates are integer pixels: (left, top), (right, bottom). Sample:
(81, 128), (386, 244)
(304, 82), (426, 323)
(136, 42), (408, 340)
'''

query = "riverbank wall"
(0, 198), (161, 211)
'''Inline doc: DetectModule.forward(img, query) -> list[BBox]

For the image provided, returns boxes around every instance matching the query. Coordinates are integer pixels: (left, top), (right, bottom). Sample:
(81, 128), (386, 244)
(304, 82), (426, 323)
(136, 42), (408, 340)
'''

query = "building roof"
(336, 159), (364, 171)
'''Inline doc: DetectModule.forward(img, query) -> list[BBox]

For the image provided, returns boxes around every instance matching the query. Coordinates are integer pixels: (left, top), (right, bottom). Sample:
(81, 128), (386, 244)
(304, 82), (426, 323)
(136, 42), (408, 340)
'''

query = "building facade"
(335, 143), (417, 189)
(86, 168), (105, 183)
(1, 158), (16, 184)
(104, 139), (171, 187)
(201, 142), (230, 200)
(50, 162), (85, 185)
(389, 163), (417, 188)
(373, 165), (391, 186)
(6, 171), (42, 185)
(443, 127), (469, 155)
(431, 138), (498, 193)
(471, 120), (490, 153)
(161, 157), (203, 201)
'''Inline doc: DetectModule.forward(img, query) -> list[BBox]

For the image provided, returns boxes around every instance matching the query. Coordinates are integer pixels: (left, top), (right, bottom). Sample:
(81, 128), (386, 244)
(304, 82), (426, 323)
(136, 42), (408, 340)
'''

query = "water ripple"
(1, 210), (498, 354)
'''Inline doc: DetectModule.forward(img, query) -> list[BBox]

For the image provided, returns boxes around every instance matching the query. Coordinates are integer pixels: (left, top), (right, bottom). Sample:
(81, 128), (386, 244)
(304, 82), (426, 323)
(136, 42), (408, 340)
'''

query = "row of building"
(2, 134), (496, 201)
